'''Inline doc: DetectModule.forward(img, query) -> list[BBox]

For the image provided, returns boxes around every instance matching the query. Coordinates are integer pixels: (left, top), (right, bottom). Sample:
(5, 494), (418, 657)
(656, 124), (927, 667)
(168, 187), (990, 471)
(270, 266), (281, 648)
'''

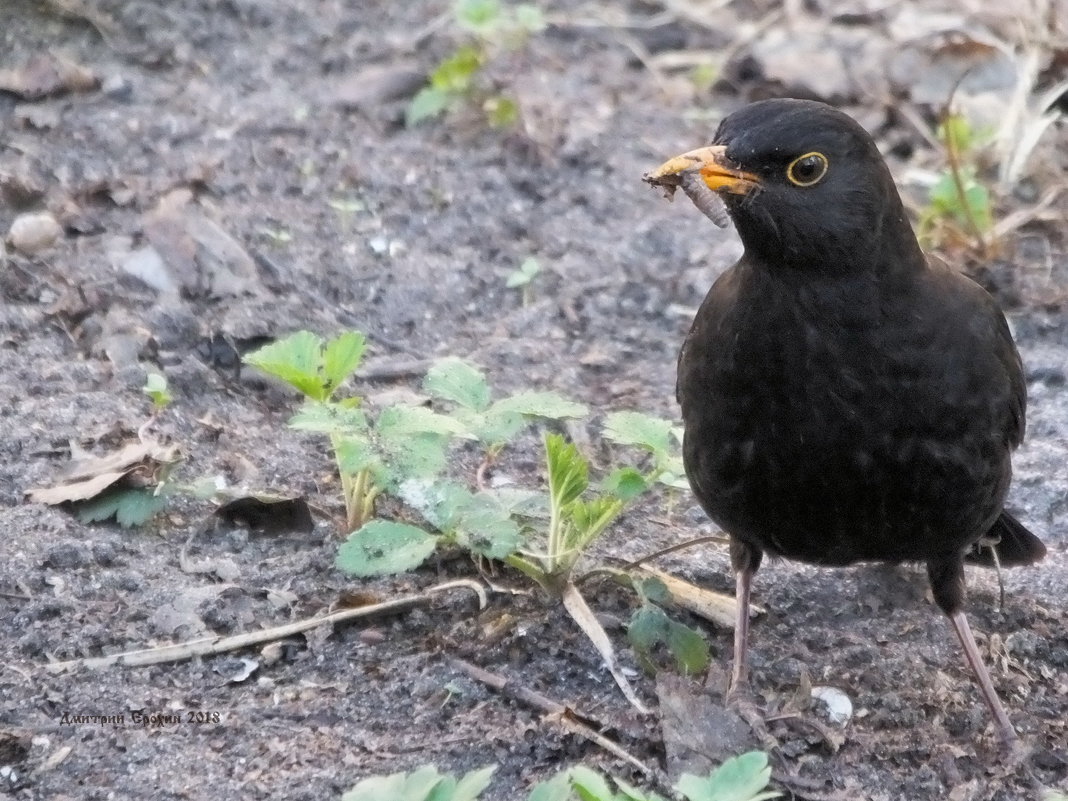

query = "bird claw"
(725, 685), (780, 753)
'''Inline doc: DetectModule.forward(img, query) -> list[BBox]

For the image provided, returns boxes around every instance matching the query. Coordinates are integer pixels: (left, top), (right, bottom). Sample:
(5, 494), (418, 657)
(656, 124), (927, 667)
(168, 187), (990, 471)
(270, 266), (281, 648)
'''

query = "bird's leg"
(928, 559), (1016, 744)
(947, 610), (1016, 743)
(728, 565), (754, 701)
(726, 538), (762, 703)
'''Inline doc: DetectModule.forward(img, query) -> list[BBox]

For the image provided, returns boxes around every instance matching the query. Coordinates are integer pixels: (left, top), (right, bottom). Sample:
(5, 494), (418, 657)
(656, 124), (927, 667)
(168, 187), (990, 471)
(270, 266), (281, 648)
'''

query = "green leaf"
(379, 432), (452, 486)
(377, 405), (472, 439)
(455, 0), (500, 32)
(627, 604), (710, 676)
(491, 391), (588, 421)
(454, 493), (521, 559)
(634, 576), (670, 605)
(666, 620), (711, 676)
(243, 331), (328, 400)
(676, 751), (780, 801)
(407, 86), (451, 126)
(601, 467), (648, 501)
(569, 765), (614, 801)
(322, 332), (366, 393)
(430, 46), (483, 92)
(398, 480), (472, 531)
(335, 436), (380, 476)
(528, 772), (574, 801)
(142, 372), (173, 409)
(545, 433), (588, 507)
(603, 412), (675, 455)
(565, 496), (623, 551)
(514, 4), (546, 33)
(289, 399), (368, 434)
(612, 777), (666, 801)
(449, 765), (497, 801)
(506, 256), (541, 287)
(335, 520), (438, 577)
(484, 95), (518, 128)
(76, 487), (167, 528)
(424, 357), (492, 411)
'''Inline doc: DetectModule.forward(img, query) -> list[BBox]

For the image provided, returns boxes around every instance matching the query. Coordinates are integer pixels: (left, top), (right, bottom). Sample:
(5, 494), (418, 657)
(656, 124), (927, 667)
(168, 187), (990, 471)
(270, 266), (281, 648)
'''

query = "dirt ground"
(1, 1), (1067, 799)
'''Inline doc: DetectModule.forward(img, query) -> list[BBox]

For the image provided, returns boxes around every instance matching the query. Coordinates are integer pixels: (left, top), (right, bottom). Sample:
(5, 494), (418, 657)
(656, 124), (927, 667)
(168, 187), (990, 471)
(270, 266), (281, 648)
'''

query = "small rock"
(811, 685), (854, 725)
(8, 212), (62, 254)
(43, 541), (92, 570)
(101, 74), (133, 101)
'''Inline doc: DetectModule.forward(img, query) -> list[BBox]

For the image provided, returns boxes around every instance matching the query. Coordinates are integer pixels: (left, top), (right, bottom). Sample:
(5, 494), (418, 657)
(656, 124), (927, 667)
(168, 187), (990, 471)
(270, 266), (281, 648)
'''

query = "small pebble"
(8, 212), (62, 254)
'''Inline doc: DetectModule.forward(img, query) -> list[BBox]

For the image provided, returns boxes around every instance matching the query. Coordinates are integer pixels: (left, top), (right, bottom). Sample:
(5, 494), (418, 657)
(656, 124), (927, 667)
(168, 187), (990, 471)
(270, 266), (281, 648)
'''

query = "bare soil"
(1, 2), (1066, 800)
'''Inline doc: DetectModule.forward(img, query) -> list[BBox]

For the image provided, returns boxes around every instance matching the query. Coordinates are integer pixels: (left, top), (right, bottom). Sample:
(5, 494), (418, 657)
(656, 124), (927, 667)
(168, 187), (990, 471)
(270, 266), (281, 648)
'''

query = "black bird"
(645, 98), (1046, 744)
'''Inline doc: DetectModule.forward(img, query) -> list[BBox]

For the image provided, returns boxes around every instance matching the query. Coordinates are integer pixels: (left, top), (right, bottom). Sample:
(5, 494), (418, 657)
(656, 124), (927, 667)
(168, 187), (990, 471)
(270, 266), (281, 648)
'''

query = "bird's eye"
(786, 152), (828, 187)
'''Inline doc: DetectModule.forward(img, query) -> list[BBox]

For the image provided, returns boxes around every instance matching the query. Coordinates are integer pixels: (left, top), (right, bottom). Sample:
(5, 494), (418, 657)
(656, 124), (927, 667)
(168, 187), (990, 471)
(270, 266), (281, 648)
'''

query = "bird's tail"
(966, 511), (1047, 568)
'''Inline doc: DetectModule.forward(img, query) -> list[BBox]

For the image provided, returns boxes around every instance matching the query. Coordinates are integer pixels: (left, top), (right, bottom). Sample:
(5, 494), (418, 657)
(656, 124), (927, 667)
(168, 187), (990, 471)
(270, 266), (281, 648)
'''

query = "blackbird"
(645, 98), (1046, 744)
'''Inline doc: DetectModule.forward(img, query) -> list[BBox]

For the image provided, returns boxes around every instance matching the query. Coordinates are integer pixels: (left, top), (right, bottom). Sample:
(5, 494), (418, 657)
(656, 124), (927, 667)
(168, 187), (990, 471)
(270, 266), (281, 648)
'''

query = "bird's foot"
(725, 684), (780, 753)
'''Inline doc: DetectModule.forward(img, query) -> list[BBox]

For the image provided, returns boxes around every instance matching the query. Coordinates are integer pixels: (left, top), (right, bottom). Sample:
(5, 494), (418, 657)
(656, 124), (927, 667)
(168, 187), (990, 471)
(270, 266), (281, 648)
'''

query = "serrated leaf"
(407, 86), (451, 126)
(322, 331), (366, 393)
(528, 772), (573, 801)
(601, 467), (648, 501)
(492, 391), (587, 421)
(335, 436), (380, 476)
(289, 400), (368, 434)
(454, 493), (521, 559)
(430, 46), (483, 92)
(676, 751), (780, 801)
(424, 357), (491, 411)
(335, 521), (438, 577)
(398, 480), (472, 531)
(449, 765), (497, 801)
(665, 619), (711, 675)
(545, 433), (588, 507)
(243, 331), (328, 400)
(380, 432), (451, 486)
(455, 0), (500, 31)
(377, 405), (472, 439)
(76, 487), (167, 528)
(569, 765), (614, 801)
(565, 497), (622, 551)
(634, 576), (670, 605)
(341, 771), (406, 801)
(603, 411), (674, 455)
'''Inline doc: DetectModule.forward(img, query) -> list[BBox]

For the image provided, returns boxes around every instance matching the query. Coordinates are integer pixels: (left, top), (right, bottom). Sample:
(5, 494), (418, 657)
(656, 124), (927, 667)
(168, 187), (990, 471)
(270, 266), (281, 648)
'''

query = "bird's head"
(646, 98), (922, 274)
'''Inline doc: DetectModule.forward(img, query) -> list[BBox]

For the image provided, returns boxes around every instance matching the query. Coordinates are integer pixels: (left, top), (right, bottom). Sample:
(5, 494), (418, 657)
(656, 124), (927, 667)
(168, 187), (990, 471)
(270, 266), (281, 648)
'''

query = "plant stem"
(944, 117), (987, 252)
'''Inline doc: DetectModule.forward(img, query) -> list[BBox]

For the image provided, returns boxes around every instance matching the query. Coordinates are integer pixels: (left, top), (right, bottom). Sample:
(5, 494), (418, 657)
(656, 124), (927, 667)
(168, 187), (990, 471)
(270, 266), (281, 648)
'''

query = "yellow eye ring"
(786, 152), (829, 187)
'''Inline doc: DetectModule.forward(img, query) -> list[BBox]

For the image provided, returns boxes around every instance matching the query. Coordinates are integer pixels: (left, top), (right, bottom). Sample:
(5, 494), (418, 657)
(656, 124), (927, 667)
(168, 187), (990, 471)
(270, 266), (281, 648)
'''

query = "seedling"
(628, 576), (710, 676)
(142, 372), (173, 411)
(406, 0), (545, 128)
(342, 764), (496, 801)
(244, 330), (468, 532)
(918, 111), (995, 253)
(422, 355), (587, 480)
(343, 753), (780, 801)
(506, 256), (542, 305)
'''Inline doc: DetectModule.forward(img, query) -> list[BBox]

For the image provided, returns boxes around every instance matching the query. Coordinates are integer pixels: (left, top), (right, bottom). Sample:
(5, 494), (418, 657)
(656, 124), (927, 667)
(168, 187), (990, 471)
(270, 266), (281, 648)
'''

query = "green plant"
(506, 256), (542, 305)
(342, 753), (780, 801)
(142, 372), (173, 411)
(406, 0), (545, 128)
(627, 576), (710, 676)
(244, 331), (468, 532)
(342, 764), (496, 801)
(918, 111), (995, 252)
(505, 433), (624, 594)
(601, 411), (689, 496)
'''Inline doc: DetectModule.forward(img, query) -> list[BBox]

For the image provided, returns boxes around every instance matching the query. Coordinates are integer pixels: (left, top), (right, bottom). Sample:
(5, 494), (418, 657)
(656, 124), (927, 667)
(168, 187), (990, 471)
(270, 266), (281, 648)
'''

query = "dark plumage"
(646, 98), (1045, 744)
